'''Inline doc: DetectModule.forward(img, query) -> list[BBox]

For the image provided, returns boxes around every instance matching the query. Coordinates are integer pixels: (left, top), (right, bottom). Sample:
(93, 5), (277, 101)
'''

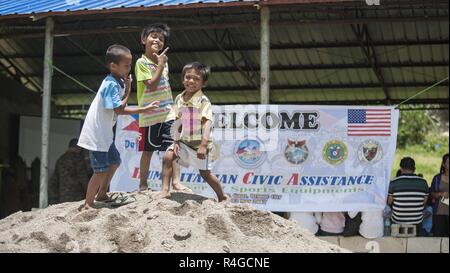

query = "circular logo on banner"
(358, 140), (383, 163)
(284, 139), (309, 165)
(233, 139), (267, 169)
(323, 140), (348, 165)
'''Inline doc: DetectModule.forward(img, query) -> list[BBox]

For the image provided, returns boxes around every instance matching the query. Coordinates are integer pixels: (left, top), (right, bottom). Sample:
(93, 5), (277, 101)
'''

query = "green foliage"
(397, 110), (434, 148)
(394, 109), (449, 183)
(392, 143), (448, 184)
(422, 133), (449, 154)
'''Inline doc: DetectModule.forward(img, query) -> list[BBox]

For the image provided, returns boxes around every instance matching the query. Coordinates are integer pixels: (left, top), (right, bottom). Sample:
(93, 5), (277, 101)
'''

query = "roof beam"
(273, 98), (450, 106)
(1, 14), (448, 40)
(3, 39), (448, 59)
(65, 36), (107, 70)
(56, 99), (450, 112)
(51, 81), (449, 95)
(0, 50), (42, 92)
(352, 23), (391, 103)
(202, 29), (260, 89)
(22, 61), (450, 78)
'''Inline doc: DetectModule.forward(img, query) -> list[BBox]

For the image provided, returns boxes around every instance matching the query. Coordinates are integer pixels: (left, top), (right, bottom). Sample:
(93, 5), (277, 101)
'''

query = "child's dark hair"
(105, 44), (131, 64)
(181, 62), (210, 83)
(141, 23), (170, 48)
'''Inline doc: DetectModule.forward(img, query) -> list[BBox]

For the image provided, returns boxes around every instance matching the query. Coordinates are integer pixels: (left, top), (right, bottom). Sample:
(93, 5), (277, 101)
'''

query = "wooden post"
(260, 6), (270, 104)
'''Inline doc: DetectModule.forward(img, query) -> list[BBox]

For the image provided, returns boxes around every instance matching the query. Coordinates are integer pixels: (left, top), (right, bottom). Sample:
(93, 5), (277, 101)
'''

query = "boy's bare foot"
(172, 184), (192, 193)
(219, 194), (230, 203)
(139, 183), (148, 192)
(156, 191), (171, 199)
(78, 203), (95, 212)
(95, 194), (109, 202)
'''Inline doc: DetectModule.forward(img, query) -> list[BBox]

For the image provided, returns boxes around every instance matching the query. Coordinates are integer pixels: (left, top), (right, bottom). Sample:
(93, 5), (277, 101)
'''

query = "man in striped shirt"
(388, 157), (429, 235)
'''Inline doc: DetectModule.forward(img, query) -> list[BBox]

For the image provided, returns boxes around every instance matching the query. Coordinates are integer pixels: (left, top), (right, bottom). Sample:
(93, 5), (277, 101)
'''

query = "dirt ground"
(0, 191), (348, 253)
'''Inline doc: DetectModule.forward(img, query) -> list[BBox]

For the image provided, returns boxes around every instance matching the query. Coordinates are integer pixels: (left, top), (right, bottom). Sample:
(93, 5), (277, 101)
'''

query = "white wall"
(19, 116), (82, 175)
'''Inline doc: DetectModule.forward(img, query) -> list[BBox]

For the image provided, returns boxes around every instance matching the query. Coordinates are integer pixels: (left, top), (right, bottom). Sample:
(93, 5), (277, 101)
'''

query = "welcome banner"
(110, 105), (399, 212)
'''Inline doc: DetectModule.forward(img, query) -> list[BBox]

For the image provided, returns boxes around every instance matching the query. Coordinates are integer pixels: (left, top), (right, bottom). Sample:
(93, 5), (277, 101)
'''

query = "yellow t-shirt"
(173, 90), (213, 150)
(135, 54), (176, 127)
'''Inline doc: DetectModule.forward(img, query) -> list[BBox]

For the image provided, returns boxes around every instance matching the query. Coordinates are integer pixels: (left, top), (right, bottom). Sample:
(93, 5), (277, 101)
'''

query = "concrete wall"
(319, 236), (449, 253)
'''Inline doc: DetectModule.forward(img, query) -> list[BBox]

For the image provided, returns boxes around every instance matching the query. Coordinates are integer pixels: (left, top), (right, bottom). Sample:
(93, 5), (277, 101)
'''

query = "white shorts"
(168, 142), (218, 171)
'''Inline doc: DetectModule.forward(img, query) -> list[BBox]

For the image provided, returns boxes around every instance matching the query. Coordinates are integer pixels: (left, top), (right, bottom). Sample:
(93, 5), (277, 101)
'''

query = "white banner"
(111, 105), (399, 212)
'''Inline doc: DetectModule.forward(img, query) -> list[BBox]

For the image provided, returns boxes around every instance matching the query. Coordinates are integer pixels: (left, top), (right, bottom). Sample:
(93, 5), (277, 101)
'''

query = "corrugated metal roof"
(0, 0), (246, 16)
(0, 1), (448, 119)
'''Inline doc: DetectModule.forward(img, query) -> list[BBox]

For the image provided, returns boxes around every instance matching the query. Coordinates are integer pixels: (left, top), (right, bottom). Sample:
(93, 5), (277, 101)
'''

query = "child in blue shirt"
(78, 44), (159, 211)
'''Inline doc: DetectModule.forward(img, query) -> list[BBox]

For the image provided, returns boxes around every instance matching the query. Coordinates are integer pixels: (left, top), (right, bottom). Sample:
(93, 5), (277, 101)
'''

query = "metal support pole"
(260, 6), (270, 104)
(40, 17), (54, 208)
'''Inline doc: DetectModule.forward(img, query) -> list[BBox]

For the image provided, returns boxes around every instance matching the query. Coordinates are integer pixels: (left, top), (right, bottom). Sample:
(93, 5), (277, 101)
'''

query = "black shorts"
(138, 120), (174, 152)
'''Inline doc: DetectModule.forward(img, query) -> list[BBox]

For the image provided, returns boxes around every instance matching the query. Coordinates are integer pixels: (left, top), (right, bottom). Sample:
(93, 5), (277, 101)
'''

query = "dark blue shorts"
(89, 143), (121, 173)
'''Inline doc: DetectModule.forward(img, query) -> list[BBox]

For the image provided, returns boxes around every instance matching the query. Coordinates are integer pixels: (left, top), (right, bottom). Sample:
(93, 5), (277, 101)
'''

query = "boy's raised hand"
(124, 74), (133, 95)
(153, 47), (169, 66)
(124, 74), (133, 86)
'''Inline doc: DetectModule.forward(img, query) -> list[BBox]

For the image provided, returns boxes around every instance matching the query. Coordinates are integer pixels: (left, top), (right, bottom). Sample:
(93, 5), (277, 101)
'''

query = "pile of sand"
(0, 192), (348, 253)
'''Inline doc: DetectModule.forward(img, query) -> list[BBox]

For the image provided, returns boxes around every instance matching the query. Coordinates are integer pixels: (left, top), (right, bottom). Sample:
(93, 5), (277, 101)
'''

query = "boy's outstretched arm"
(197, 119), (212, 160)
(114, 101), (160, 115)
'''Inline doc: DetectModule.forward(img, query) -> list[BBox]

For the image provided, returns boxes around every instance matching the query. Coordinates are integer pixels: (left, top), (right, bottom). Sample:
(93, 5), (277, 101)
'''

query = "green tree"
(397, 110), (433, 148)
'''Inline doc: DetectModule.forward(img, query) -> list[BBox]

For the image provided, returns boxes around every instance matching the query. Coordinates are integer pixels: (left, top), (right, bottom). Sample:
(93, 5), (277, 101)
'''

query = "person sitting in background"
(341, 210), (384, 239)
(48, 138), (91, 204)
(417, 173), (433, 236)
(430, 153), (449, 237)
(317, 212), (345, 236)
(341, 212), (361, 237)
(288, 212), (320, 235)
(359, 211), (384, 239)
(387, 157), (429, 236)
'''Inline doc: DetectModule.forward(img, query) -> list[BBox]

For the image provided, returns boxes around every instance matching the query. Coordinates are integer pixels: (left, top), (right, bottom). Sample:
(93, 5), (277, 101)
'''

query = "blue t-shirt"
(102, 75), (124, 109)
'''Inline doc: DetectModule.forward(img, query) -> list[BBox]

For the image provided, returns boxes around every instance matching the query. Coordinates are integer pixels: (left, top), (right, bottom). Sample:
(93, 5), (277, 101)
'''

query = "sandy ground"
(0, 192), (349, 253)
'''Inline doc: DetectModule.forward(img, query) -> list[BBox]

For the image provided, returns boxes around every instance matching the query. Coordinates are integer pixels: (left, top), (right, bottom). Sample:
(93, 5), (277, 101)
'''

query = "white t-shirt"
(320, 212), (346, 234)
(288, 212), (319, 234)
(359, 211), (384, 239)
(78, 75), (124, 152)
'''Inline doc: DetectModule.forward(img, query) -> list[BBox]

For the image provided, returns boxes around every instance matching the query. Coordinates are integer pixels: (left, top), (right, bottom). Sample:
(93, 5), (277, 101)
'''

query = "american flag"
(347, 109), (391, 136)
